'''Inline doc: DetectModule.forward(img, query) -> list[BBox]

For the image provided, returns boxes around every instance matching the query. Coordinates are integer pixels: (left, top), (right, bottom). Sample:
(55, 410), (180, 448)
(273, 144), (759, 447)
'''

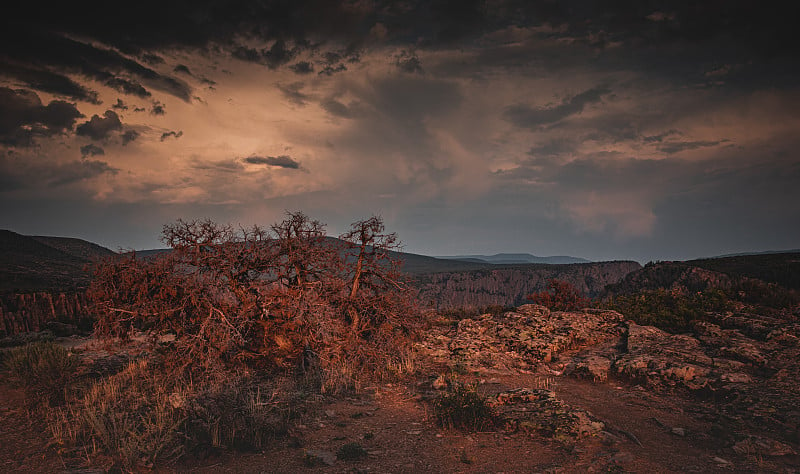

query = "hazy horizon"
(2, 2), (798, 264)
(4, 225), (799, 266)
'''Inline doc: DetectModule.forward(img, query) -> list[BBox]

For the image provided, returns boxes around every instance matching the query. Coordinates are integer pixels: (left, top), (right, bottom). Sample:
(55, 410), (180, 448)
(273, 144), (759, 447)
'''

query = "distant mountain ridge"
(710, 249), (800, 258)
(438, 253), (591, 265)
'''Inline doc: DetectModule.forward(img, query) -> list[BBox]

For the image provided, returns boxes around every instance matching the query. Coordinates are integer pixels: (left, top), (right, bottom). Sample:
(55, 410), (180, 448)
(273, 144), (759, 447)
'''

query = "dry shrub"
(3, 341), (79, 407)
(184, 375), (293, 454)
(88, 213), (421, 391)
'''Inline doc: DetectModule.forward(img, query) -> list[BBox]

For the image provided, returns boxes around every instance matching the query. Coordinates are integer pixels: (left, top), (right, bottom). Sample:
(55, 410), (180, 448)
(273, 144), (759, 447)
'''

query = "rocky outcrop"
(428, 304), (624, 374)
(491, 388), (605, 441)
(614, 323), (718, 390)
(414, 261), (641, 309)
(0, 292), (89, 337)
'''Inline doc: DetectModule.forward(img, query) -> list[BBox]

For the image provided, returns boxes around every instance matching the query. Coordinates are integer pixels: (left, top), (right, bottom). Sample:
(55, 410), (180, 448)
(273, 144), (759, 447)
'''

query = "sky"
(1, 1), (799, 262)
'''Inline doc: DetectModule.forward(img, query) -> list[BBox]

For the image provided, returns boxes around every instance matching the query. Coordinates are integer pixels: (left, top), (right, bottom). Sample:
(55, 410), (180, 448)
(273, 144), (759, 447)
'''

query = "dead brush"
(184, 375), (292, 453)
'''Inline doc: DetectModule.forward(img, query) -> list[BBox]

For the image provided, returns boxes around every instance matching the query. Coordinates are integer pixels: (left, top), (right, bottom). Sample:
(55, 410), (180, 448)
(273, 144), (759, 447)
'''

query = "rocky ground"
(413, 303), (800, 471)
(2, 303), (800, 472)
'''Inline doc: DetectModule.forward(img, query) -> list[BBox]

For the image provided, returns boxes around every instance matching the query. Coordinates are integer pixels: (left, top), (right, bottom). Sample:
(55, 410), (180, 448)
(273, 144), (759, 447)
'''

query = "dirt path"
(172, 384), (567, 473)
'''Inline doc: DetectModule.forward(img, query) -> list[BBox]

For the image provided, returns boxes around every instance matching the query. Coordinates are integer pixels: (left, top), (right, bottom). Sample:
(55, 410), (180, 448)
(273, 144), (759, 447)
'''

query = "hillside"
(414, 261), (641, 309)
(0, 230), (115, 292)
(687, 252), (800, 291)
(131, 243), (494, 274)
(29, 236), (117, 261)
(605, 252), (800, 297)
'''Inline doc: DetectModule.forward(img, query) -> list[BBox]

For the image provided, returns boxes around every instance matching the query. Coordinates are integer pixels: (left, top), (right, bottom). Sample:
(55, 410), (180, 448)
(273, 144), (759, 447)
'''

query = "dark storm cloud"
(504, 86), (612, 129)
(160, 130), (183, 141)
(527, 138), (579, 158)
(318, 64), (347, 76)
(276, 82), (309, 106)
(0, 32), (191, 101)
(231, 40), (297, 69)
(657, 140), (727, 155)
(104, 77), (151, 98)
(290, 61), (314, 74)
(263, 40), (296, 69)
(642, 130), (680, 143)
(191, 158), (244, 172)
(0, 87), (83, 146)
(395, 51), (423, 74)
(79, 144), (105, 157)
(49, 160), (118, 186)
(112, 99), (128, 110)
(232, 46), (261, 63)
(0, 64), (100, 104)
(174, 64), (192, 75)
(320, 98), (358, 119)
(121, 129), (140, 145)
(139, 53), (165, 65)
(3, 1), (794, 107)
(150, 102), (166, 115)
(75, 110), (122, 141)
(244, 155), (300, 169)
(372, 76), (463, 122)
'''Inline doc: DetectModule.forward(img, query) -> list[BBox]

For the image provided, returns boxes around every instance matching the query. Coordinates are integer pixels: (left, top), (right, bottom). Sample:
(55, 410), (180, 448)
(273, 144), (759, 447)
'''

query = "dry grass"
(48, 358), (295, 469)
(49, 359), (187, 469)
(3, 341), (79, 407)
(184, 375), (293, 453)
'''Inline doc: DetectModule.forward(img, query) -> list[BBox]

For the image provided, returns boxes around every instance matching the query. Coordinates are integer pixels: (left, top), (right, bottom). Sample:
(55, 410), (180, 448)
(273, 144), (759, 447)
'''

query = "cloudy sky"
(1, 1), (798, 262)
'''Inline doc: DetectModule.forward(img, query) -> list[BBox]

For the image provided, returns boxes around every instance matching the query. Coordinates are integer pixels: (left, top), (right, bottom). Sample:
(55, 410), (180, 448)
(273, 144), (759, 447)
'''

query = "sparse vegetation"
(49, 359), (186, 470)
(527, 279), (590, 311)
(3, 341), (79, 407)
(183, 375), (294, 454)
(337, 442), (368, 461)
(432, 382), (499, 431)
(48, 357), (296, 470)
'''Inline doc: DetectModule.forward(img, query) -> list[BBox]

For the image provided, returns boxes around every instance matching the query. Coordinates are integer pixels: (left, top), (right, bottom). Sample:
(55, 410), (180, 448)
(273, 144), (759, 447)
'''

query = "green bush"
(3, 341), (79, 406)
(731, 278), (800, 310)
(603, 288), (732, 332)
(432, 382), (499, 431)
